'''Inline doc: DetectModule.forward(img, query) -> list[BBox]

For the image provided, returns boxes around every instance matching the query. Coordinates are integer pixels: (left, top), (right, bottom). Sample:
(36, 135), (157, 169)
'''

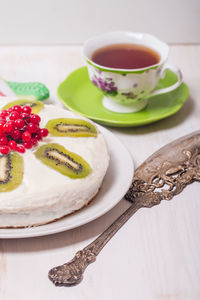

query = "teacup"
(83, 31), (182, 113)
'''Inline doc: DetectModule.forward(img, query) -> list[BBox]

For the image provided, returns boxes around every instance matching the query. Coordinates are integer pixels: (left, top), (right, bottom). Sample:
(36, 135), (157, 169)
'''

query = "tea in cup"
(83, 31), (182, 113)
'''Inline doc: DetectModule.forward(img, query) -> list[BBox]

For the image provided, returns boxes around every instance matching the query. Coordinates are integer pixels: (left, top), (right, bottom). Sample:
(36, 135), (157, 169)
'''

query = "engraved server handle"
(48, 136), (200, 287)
(48, 200), (141, 286)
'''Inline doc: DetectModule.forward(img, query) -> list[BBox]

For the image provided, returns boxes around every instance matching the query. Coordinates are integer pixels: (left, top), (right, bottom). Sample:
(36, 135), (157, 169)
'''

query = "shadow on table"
(1, 198), (131, 253)
(108, 96), (195, 135)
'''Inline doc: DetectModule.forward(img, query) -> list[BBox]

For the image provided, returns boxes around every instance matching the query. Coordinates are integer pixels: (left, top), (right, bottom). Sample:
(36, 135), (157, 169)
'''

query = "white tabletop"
(0, 45), (200, 300)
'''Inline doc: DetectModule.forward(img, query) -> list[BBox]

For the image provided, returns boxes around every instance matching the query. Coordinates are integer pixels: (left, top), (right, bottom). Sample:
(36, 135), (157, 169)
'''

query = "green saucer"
(57, 67), (189, 127)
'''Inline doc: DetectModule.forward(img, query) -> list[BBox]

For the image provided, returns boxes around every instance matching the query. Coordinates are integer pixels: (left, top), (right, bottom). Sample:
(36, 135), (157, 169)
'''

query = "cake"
(0, 98), (109, 228)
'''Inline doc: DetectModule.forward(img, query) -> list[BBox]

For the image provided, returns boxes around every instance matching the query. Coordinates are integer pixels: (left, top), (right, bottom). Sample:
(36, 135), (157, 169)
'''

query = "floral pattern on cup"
(121, 92), (137, 99)
(92, 74), (118, 95)
(87, 63), (164, 104)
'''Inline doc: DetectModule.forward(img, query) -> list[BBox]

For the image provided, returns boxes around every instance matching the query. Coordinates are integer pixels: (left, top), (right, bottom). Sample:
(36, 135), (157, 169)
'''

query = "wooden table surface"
(0, 45), (199, 300)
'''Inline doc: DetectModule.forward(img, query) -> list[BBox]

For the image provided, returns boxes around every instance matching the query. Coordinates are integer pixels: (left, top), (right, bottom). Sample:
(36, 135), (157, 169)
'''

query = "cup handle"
(150, 63), (183, 97)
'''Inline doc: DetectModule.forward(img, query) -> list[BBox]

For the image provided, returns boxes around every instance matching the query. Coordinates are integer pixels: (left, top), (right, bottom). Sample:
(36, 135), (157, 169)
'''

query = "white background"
(0, 0), (199, 45)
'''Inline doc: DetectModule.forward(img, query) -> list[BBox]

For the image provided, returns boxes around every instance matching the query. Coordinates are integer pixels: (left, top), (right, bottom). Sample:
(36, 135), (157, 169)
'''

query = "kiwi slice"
(45, 118), (97, 137)
(2, 99), (44, 114)
(0, 152), (23, 192)
(34, 143), (91, 179)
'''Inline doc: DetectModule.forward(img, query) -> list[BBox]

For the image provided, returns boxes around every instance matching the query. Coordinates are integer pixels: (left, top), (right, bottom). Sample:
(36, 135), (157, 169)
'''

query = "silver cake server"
(48, 130), (200, 286)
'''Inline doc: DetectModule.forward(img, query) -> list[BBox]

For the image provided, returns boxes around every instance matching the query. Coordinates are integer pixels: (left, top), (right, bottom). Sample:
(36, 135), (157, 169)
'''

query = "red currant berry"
(22, 106), (32, 114)
(0, 120), (6, 129)
(31, 138), (38, 146)
(9, 111), (20, 120)
(21, 113), (31, 123)
(8, 140), (17, 150)
(7, 107), (14, 113)
(26, 117), (32, 123)
(15, 119), (25, 129)
(8, 120), (15, 126)
(30, 114), (41, 124)
(0, 116), (6, 121)
(16, 145), (25, 153)
(11, 129), (21, 140)
(23, 141), (32, 149)
(0, 110), (9, 118)
(39, 128), (48, 137)
(0, 129), (5, 137)
(34, 134), (42, 141)
(3, 121), (14, 133)
(0, 145), (9, 155)
(13, 105), (22, 113)
(27, 123), (38, 133)
(22, 131), (31, 142)
(0, 136), (8, 145)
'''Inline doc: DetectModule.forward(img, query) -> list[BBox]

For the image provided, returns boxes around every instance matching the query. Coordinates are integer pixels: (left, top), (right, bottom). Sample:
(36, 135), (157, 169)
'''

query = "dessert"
(0, 98), (109, 228)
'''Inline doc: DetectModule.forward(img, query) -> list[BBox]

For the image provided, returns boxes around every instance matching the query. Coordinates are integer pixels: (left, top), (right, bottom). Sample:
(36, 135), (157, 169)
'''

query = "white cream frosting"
(0, 98), (109, 227)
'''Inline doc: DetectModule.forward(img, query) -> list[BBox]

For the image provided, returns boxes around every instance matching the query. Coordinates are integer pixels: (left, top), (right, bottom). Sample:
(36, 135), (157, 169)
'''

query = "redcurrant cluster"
(0, 105), (48, 155)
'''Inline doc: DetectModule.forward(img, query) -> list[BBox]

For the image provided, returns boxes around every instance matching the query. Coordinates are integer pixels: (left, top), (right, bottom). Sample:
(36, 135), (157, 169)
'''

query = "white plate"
(0, 125), (134, 239)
